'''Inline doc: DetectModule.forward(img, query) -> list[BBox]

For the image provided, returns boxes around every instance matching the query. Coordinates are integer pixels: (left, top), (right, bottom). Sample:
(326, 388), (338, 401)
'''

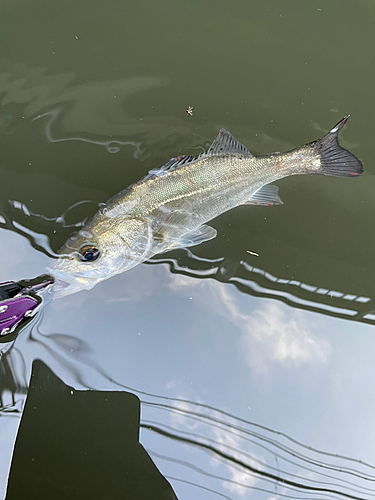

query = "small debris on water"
(186, 106), (193, 116)
(247, 250), (259, 257)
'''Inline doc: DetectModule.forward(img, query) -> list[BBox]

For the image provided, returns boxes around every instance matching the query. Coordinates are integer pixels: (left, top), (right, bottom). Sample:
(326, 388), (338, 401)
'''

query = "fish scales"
(108, 147), (317, 234)
(116, 156), (271, 218)
(48, 118), (363, 297)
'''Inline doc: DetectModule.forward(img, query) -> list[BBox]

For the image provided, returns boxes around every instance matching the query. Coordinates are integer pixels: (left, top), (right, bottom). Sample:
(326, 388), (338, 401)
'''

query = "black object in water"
(6, 360), (178, 500)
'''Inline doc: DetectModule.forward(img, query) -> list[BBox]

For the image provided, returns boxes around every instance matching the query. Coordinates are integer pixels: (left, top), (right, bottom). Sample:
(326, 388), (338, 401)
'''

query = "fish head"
(47, 214), (152, 297)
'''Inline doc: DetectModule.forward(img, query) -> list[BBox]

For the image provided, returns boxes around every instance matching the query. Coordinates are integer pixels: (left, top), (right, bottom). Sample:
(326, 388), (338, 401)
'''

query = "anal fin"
(168, 225), (217, 249)
(245, 185), (283, 206)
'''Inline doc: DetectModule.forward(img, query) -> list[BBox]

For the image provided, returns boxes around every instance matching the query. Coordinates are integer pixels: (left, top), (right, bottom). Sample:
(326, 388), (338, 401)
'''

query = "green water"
(1, 1), (375, 499)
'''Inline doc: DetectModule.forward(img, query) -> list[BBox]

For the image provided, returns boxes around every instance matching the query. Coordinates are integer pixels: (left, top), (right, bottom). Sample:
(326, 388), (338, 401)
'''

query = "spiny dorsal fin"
(142, 129), (252, 183)
(144, 154), (198, 181)
(207, 128), (253, 156)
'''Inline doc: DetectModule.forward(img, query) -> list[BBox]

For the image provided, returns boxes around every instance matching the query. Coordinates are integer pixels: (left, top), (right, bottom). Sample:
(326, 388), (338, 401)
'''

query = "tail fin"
(311, 117), (363, 177)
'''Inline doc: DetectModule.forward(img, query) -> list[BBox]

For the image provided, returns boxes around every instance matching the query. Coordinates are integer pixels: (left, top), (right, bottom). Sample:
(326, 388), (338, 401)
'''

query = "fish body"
(49, 117), (362, 297)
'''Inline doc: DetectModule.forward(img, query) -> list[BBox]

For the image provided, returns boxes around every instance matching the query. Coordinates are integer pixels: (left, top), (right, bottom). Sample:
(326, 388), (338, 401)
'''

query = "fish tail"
(309, 116), (363, 177)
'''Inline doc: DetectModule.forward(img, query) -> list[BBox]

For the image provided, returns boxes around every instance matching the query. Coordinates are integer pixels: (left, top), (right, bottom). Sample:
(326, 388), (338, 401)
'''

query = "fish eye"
(78, 245), (100, 262)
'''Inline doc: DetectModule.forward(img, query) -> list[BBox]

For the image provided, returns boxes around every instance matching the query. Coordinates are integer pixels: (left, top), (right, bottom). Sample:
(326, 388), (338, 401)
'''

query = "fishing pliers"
(0, 275), (54, 343)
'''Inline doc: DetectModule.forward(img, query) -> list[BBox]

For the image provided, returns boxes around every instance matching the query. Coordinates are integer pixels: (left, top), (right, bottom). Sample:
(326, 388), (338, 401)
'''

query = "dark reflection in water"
(142, 408), (375, 500)
(0, 198), (102, 257)
(5, 360), (178, 500)
(1, 326), (375, 500)
(0, 346), (28, 415)
(146, 250), (375, 326)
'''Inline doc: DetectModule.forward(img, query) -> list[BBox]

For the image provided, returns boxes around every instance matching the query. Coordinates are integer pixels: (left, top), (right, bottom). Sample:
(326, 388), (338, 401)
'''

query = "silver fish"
(48, 117), (362, 297)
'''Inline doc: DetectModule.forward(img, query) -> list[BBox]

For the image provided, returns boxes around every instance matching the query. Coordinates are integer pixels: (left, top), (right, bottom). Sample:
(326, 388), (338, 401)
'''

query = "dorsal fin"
(207, 128), (252, 156)
(140, 129), (252, 185)
(144, 154), (199, 181)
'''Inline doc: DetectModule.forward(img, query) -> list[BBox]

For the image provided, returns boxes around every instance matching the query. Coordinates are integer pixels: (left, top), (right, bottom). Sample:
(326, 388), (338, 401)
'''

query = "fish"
(48, 117), (363, 297)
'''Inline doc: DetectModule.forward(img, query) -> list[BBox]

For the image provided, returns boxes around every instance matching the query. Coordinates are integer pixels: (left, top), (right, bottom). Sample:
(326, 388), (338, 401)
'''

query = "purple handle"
(0, 296), (38, 335)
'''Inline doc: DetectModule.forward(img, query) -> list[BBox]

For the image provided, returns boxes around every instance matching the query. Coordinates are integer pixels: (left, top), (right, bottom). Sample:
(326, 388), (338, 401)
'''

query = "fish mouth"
(46, 268), (97, 298)
(51, 278), (71, 298)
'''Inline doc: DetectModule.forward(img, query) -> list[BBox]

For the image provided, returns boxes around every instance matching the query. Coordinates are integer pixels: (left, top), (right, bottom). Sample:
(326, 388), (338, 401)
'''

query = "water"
(1, 0), (375, 498)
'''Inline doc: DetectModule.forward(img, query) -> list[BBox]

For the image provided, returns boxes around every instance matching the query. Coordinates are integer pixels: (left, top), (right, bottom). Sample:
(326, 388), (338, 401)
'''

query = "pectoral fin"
(168, 225), (217, 249)
(245, 185), (283, 206)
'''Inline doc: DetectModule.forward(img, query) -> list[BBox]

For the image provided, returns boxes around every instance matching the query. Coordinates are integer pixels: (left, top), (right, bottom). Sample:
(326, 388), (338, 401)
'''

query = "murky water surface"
(1, 1), (375, 499)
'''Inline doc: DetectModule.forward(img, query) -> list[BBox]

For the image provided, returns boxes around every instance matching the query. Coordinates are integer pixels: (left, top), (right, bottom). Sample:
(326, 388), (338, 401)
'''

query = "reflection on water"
(1, 225), (375, 498)
(0, 345), (28, 422)
(165, 269), (331, 370)
(0, 60), (165, 139)
(1, 334), (375, 500)
(1, 194), (374, 326)
(1, 196), (374, 497)
(5, 360), (179, 500)
(33, 108), (142, 155)
(0, 198), (104, 258)
(1, 0), (375, 497)
(147, 249), (375, 326)
(0, 59), (204, 161)
(142, 399), (375, 500)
